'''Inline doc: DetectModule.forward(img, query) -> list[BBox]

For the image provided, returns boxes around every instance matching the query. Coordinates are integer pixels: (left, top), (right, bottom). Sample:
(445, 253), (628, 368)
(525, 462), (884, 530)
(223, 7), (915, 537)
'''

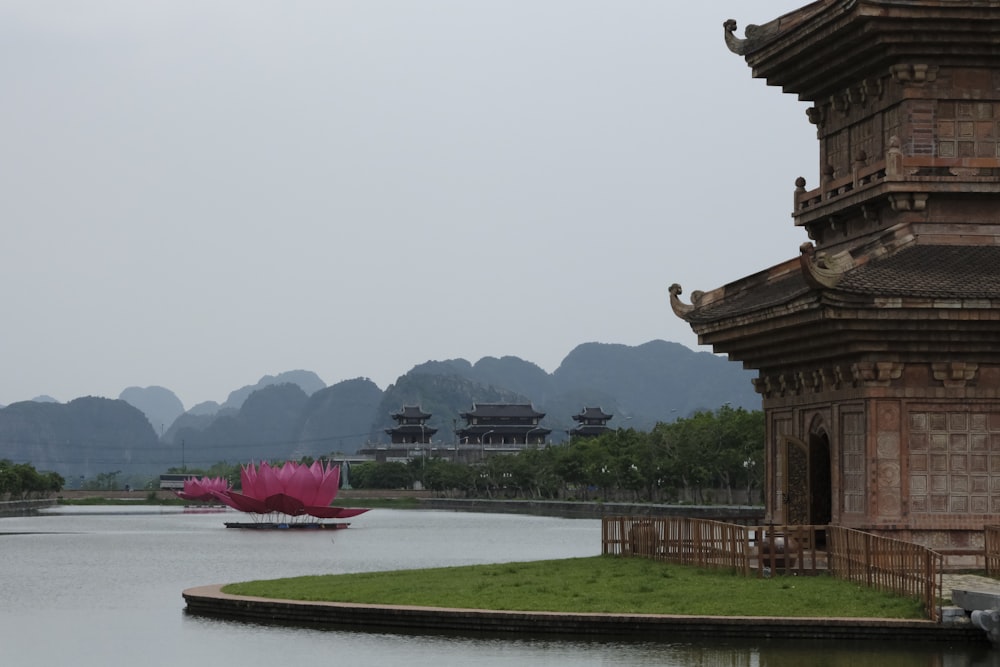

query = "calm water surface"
(0, 506), (995, 666)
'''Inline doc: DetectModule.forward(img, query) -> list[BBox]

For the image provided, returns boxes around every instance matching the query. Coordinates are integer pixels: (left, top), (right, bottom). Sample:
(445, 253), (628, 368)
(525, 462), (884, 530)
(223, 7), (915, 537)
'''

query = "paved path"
(943, 573), (1000, 599)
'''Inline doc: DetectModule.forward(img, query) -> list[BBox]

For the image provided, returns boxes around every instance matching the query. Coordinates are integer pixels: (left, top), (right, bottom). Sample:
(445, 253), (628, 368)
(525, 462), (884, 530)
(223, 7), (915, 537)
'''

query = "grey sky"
(2, 1), (814, 410)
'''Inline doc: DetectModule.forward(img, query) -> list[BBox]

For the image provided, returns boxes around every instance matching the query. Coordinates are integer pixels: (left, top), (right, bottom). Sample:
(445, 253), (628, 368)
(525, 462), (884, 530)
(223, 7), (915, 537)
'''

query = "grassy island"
(222, 556), (926, 619)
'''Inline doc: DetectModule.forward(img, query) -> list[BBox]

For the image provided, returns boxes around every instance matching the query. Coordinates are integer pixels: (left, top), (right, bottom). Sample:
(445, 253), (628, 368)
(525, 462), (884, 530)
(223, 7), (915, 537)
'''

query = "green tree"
(350, 461), (412, 489)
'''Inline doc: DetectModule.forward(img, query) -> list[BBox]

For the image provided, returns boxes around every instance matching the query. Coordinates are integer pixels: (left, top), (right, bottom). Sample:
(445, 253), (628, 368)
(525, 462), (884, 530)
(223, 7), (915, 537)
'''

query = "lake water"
(0, 506), (995, 666)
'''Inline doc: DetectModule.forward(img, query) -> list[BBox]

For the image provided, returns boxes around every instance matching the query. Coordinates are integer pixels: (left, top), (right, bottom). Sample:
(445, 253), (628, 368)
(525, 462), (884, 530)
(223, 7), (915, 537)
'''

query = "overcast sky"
(1, 1), (816, 409)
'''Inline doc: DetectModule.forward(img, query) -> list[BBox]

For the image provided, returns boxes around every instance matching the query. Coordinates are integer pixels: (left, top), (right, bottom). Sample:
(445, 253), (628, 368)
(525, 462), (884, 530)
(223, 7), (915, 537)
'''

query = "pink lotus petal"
(221, 490), (270, 514)
(311, 463), (340, 506)
(330, 507), (369, 519)
(209, 490), (238, 509)
(289, 463), (322, 506)
(264, 493), (306, 516)
(239, 464), (259, 499)
(258, 462), (283, 499)
(221, 460), (361, 525)
(305, 506), (369, 519)
(176, 476), (231, 502)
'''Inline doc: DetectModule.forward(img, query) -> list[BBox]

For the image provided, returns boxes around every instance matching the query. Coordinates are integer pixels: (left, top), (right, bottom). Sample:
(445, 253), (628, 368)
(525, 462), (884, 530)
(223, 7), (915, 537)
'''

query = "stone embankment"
(0, 499), (56, 517)
(181, 584), (986, 643)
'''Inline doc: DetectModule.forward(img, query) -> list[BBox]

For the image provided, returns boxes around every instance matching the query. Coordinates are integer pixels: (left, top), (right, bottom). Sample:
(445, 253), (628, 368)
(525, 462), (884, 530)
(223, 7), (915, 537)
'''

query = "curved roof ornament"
(669, 283), (703, 319)
(798, 242), (853, 289)
(723, 19), (748, 55)
(724, 18), (783, 56)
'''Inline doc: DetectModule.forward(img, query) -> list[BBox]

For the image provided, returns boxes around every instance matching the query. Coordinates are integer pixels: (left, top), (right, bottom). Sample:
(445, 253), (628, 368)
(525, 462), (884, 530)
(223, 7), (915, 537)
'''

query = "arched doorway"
(808, 429), (832, 527)
(782, 418), (833, 527)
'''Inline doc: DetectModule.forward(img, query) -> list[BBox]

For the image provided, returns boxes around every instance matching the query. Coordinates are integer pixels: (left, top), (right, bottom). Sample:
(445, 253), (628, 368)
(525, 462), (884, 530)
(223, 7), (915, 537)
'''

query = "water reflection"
(0, 507), (994, 666)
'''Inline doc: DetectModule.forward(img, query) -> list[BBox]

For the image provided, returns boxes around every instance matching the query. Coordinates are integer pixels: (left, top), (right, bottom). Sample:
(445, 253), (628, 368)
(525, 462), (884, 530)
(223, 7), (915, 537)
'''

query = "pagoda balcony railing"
(793, 154), (1000, 225)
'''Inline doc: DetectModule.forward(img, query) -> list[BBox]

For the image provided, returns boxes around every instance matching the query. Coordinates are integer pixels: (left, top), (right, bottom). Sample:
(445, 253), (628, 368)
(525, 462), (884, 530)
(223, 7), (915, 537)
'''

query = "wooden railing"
(601, 517), (826, 577)
(603, 516), (749, 573)
(603, 516), (943, 621)
(748, 524), (826, 577)
(795, 160), (888, 212)
(826, 526), (942, 622)
(794, 153), (1000, 215)
(984, 525), (1000, 577)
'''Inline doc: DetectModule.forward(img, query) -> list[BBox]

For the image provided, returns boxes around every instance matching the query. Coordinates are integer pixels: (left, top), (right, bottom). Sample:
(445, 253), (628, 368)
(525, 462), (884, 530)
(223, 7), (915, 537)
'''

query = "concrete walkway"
(944, 572), (1000, 599)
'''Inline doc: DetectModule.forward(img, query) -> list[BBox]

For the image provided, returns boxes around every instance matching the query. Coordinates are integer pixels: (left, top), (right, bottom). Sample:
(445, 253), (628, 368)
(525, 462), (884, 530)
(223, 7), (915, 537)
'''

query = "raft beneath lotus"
(224, 521), (352, 530)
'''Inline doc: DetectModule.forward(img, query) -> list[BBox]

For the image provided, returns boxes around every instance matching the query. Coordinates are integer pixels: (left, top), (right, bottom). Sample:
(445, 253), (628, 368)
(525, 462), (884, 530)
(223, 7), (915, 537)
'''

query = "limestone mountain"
(220, 370), (325, 411)
(119, 385), (185, 436)
(0, 339), (761, 478)
(0, 396), (161, 479)
(293, 377), (384, 457)
(171, 383), (311, 467)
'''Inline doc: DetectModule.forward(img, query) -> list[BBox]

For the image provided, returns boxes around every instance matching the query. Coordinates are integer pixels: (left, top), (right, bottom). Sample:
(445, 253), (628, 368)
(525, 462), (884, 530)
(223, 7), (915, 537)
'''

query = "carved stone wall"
(875, 401), (903, 521)
(812, 66), (1000, 185)
(937, 101), (998, 159)
(908, 408), (1000, 516)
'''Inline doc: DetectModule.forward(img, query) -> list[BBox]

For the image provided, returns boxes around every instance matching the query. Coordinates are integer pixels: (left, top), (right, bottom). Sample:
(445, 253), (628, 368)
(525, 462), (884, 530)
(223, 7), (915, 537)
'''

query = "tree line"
(349, 406), (764, 504)
(166, 406), (764, 505)
(0, 460), (65, 500)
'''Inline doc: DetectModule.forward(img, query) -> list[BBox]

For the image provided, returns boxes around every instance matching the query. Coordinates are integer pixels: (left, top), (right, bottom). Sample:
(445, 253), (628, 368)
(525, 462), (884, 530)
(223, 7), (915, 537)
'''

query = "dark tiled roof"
(384, 424), (438, 435)
(391, 405), (431, 419)
(684, 272), (813, 324)
(460, 403), (545, 418)
(684, 244), (1000, 326)
(838, 245), (1000, 298)
(573, 407), (612, 420)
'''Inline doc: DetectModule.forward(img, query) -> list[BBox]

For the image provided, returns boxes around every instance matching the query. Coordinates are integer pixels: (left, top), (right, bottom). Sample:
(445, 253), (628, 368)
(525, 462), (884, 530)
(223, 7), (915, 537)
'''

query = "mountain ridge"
(0, 340), (760, 480)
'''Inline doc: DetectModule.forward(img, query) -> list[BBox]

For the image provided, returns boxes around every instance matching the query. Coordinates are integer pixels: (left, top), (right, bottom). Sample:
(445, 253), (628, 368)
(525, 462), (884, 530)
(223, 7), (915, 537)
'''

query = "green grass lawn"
(221, 555), (926, 619)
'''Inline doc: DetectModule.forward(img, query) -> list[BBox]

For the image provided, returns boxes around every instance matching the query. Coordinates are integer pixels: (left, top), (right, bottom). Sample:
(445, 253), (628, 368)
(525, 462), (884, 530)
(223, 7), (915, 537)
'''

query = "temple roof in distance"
(391, 405), (432, 420)
(460, 403), (545, 419)
(573, 407), (613, 421)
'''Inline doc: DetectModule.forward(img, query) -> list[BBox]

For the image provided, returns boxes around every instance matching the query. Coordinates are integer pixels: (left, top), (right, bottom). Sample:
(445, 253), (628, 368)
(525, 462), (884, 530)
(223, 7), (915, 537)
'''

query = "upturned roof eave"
(670, 255), (807, 322)
(729, 0), (1000, 100)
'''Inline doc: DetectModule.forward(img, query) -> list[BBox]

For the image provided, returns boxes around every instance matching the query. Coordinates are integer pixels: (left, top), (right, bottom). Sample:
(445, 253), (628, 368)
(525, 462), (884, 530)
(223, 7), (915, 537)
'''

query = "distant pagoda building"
(670, 0), (1000, 566)
(456, 403), (551, 451)
(384, 405), (437, 445)
(569, 407), (613, 439)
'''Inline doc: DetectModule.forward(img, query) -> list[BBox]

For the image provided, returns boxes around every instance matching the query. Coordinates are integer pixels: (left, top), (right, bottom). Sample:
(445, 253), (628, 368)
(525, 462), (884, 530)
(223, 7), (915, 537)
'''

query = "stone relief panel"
(909, 409), (997, 515)
(937, 101), (998, 159)
(875, 401), (902, 519)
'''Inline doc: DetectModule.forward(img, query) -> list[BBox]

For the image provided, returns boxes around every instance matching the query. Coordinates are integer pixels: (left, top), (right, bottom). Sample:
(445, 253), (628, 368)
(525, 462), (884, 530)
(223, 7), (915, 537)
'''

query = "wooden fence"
(826, 526), (942, 622)
(601, 516), (826, 576)
(985, 525), (1000, 577)
(602, 516), (943, 621)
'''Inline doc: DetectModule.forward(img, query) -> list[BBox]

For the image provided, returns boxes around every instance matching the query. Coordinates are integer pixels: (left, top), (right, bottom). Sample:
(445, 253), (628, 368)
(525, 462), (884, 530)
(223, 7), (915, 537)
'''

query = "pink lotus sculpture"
(212, 461), (368, 524)
(175, 476), (231, 502)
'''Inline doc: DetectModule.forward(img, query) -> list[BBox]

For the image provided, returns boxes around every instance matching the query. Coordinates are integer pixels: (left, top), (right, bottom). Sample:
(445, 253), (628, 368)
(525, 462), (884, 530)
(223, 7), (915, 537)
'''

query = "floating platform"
(224, 522), (351, 530)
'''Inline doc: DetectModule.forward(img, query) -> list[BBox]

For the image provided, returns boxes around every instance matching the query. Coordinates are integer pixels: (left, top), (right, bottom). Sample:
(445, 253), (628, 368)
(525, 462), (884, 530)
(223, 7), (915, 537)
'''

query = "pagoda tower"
(569, 407), (613, 439)
(385, 405), (437, 445)
(671, 1), (1000, 566)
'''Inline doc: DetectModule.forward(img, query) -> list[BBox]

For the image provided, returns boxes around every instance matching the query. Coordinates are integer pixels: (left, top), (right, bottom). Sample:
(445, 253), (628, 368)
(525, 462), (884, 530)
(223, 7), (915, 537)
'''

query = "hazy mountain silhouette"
(294, 378), (384, 456)
(119, 386), (185, 437)
(171, 383), (311, 467)
(0, 340), (760, 478)
(220, 370), (325, 411)
(0, 397), (160, 479)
